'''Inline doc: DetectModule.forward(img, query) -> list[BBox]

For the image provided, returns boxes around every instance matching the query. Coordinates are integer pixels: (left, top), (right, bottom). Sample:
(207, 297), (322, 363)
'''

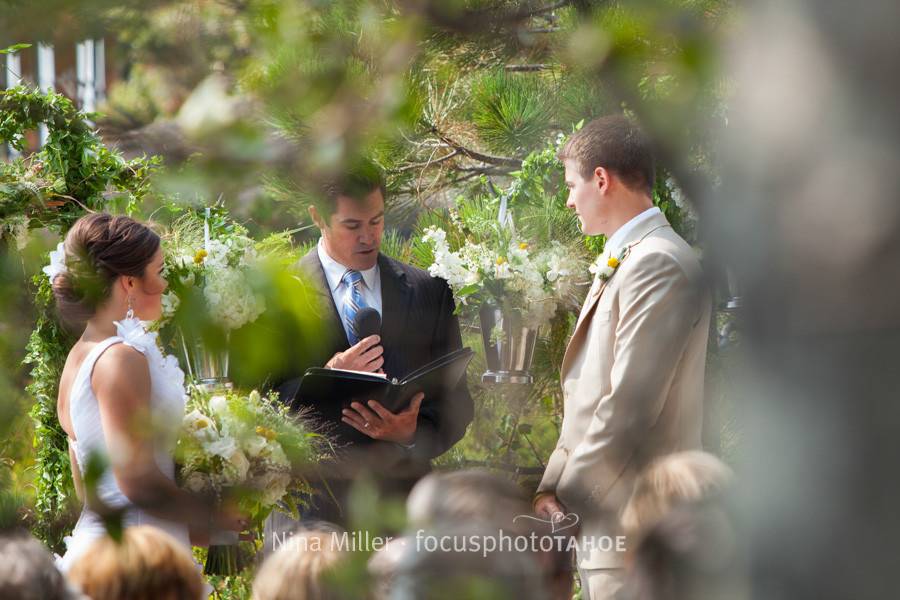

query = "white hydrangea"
(204, 267), (265, 330)
(203, 239), (232, 271)
(160, 291), (180, 321)
(423, 226), (587, 329)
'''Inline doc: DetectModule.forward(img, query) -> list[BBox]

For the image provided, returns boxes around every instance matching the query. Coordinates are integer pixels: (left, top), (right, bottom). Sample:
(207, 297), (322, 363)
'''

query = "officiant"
(265, 160), (473, 541)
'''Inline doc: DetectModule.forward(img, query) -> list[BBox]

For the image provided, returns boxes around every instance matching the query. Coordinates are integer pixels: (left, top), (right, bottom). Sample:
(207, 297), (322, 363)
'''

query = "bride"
(50, 212), (246, 572)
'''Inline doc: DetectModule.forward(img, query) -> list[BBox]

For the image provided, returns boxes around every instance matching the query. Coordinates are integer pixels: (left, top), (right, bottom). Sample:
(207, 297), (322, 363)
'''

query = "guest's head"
(618, 502), (744, 600)
(406, 469), (530, 530)
(253, 524), (351, 600)
(559, 114), (655, 236)
(307, 160), (385, 271)
(621, 451), (733, 540)
(67, 526), (203, 600)
(0, 532), (82, 600)
(368, 536), (409, 599)
(51, 213), (165, 328)
(390, 522), (547, 600)
(395, 470), (566, 600)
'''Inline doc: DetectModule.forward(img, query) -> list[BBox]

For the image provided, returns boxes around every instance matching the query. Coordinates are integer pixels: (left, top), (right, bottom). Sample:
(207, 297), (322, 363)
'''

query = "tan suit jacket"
(537, 211), (711, 569)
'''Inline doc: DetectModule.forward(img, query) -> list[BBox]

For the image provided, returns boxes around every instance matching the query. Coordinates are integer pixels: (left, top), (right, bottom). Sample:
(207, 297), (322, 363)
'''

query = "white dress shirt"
(317, 239), (382, 343)
(603, 206), (662, 258)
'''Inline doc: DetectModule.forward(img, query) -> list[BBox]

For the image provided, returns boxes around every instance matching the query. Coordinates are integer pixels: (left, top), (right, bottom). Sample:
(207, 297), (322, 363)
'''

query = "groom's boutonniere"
(589, 247), (627, 282)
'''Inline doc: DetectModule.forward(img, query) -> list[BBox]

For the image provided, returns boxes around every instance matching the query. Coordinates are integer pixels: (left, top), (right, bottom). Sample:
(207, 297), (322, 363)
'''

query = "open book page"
(325, 368), (388, 379)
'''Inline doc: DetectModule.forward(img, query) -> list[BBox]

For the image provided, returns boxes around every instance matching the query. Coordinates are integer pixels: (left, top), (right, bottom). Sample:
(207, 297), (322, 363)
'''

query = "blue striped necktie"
(341, 269), (368, 345)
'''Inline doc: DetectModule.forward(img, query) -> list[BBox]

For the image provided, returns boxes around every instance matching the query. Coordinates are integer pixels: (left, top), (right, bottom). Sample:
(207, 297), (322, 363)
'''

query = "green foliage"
(470, 70), (552, 154)
(22, 276), (77, 552)
(0, 43), (31, 54)
(0, 86), (158, 234)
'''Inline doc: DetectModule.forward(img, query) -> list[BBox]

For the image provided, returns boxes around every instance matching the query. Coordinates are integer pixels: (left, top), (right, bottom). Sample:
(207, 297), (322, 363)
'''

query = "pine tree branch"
(504, 64), (554, 72)
(393, 149), (459, 172)
(429, 126), (522, 168)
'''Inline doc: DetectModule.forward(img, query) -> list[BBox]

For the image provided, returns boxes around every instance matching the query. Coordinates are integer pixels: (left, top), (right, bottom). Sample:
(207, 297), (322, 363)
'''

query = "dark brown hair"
(310, 159), (386, 218)
(51, 213), (161, 328)
(559, 115), (656, 195)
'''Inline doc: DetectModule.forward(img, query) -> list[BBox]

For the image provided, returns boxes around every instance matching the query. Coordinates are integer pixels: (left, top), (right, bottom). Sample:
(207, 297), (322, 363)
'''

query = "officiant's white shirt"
(317, 238), (382, 340)
(603, 206), (662, 258)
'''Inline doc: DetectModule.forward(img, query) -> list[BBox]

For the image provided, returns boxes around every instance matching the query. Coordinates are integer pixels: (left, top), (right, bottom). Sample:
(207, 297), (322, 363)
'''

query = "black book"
(289, 347), (474, 444)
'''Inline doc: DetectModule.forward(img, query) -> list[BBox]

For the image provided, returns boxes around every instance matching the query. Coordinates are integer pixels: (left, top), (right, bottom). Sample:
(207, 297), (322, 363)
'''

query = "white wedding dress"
(57, 317), (191, 572)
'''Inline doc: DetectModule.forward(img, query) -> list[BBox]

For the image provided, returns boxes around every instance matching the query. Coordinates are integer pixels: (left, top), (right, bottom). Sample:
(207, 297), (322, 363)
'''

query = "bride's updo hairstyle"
(52, 213), (160, 328)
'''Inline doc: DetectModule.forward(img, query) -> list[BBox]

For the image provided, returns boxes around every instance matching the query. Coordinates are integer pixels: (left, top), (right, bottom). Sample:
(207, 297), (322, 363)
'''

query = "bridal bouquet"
(176, 387), (320, 573)
(422, 225), (583, 327)
(177, 387), (318, 521)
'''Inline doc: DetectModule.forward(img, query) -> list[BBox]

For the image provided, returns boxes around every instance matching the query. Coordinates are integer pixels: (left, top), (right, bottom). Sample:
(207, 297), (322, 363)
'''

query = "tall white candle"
(204, 207), (211, 251)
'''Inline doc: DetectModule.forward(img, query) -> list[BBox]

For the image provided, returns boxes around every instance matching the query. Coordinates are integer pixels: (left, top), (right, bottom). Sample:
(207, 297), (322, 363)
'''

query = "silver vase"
(479, 304), (538, 384)
(180, 330), (232, 391)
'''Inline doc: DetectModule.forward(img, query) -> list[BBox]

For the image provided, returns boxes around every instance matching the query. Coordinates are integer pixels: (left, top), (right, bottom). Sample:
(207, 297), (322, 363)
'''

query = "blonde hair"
(67, 526), (202, 600)
(252, 529), (348, 600)
(621, 451), (733, 538)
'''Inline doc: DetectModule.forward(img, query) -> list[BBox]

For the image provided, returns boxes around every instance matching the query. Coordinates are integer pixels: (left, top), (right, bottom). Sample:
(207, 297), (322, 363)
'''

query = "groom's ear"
(594, 166), (611, 194)
(308, 205), (326, 231)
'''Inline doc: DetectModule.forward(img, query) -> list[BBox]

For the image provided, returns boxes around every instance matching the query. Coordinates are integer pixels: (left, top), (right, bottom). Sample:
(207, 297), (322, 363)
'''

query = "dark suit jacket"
(277, 248), (474, 472)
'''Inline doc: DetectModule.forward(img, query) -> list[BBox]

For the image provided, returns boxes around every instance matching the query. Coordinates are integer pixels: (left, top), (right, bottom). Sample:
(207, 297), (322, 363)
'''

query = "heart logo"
(550, 512), (580, 533)
(513, 512), (580, 534)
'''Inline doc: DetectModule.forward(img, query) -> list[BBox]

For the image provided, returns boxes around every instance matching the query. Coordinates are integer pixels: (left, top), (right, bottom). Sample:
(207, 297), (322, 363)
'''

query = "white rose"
(259, 472), (292, 506)
(184, 472), (210, 493)
(267, 445), (290, 468)
(257, 441), (290, 468)
(222, 450), (250, 484)
(205, 434), (237, 459)
(245, 435), (268, 458)
(209, 395), (229, 417)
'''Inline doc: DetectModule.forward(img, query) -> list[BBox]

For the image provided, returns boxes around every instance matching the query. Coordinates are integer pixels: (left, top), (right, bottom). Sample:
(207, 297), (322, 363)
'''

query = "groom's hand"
(534, 493), (566, 521)
(326, 335), (384, 372)
(342, 392), (424, 445)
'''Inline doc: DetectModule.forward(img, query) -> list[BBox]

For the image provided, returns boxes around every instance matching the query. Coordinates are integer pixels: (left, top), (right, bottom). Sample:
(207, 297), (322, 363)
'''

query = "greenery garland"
(1, 86), (157, 550)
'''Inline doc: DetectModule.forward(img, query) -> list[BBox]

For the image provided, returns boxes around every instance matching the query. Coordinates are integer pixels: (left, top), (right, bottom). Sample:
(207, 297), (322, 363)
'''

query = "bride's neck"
(83, 303), (126, 341)
(82, 318), (117, 341)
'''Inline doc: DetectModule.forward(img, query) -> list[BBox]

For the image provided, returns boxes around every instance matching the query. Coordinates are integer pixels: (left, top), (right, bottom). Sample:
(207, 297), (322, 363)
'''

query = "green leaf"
(0, 43), (31, 55)
(456, 283), (481, 297)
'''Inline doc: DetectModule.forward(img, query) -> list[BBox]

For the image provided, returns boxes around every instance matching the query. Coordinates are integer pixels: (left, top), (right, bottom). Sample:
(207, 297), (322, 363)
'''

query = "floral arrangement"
(161, 227), (265, 332)
(176, 387), (320, 524)
(422, 224), (584, 327)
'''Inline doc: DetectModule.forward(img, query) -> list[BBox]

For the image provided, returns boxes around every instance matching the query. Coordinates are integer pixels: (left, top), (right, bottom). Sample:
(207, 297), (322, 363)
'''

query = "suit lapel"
(561, 213), (672, 378)
(298, 249), (347, 346)
(377, 254), (414, 378)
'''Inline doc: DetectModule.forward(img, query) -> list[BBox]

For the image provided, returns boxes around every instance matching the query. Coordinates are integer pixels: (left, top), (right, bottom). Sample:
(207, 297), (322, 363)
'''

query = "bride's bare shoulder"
(92, 342), (151, 392)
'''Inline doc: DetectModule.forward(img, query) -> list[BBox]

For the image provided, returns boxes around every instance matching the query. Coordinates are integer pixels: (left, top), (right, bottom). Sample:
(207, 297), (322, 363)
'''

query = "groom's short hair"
(559, 115), (656, 195)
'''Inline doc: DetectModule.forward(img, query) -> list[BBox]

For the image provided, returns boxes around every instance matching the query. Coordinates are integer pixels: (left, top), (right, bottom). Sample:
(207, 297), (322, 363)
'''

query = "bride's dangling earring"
(126, 295), (135, 321)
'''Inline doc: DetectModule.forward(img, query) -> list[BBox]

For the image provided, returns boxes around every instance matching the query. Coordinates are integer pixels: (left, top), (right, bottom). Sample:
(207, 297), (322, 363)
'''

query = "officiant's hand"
(342, 392), (424, 444)
(326, 335), (384, 372)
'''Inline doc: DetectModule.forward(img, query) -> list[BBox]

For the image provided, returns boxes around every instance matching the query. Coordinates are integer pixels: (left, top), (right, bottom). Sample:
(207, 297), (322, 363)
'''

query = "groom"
(267, 161), (473, 540)
(533, 116), (711, 599)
